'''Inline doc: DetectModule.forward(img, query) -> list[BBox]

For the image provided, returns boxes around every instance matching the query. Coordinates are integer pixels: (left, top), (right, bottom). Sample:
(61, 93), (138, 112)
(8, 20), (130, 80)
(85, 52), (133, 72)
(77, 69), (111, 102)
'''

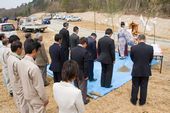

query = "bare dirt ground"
(0, 19), (170, 113)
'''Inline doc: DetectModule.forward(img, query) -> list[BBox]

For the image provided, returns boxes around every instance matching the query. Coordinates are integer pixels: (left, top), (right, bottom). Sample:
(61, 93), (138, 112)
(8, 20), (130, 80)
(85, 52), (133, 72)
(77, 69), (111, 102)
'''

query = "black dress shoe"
(139, 99), (146, 106)
(130, 99), (137, 105)
(105, 85), (113, 88)
(9, 92), (13, 97)
(139, 101), (146, 106)
(101, 85), (105, 87)
(89, 78), (97, 82)
(84, 98), (90, 105)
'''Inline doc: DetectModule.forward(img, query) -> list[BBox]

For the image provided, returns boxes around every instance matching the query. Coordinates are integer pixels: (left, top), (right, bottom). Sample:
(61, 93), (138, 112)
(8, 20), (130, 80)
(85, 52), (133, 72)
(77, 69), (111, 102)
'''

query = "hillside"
(0, 0), (170, 18)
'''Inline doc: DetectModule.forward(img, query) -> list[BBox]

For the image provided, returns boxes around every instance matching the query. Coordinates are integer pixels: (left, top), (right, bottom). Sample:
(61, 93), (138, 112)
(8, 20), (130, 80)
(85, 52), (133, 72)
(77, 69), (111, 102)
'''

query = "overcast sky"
(0, 0), (33, 9)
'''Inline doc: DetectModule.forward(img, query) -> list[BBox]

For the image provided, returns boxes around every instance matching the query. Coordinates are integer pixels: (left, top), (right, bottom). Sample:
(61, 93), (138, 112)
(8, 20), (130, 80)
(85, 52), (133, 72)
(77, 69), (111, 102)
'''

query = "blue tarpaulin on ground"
(47, 53), (158, 99)
(87, 53), (133, 98)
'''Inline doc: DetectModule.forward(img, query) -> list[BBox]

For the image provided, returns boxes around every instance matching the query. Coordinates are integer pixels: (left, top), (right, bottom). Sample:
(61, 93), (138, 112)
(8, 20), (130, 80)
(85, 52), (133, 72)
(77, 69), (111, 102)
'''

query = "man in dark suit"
(86, 33), (97, 81)
(59, 22), (70, 62)
(49, 34), (63, 83)
(71, 37), (89, 104)
(130, 34), (153, 105)
(70, 26), (79, 48)
(24, 33), (33, 50)
(98, 28), (115, 88)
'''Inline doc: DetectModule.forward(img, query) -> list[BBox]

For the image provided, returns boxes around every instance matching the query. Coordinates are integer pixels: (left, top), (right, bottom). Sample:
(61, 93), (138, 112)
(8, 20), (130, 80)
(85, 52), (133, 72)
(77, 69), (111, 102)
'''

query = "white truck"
(19, 17), (47, 33)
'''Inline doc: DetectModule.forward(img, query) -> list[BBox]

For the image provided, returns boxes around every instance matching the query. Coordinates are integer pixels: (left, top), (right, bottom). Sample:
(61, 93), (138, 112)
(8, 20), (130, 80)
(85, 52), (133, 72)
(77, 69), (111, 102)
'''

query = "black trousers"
(53, 72), (62, 83)
(62, 47), (69, 62)
(131, 77), (149, 104)
(101, 63), (113, 87)
(88, 60), (95, 81)
(74, 78), (87, 104)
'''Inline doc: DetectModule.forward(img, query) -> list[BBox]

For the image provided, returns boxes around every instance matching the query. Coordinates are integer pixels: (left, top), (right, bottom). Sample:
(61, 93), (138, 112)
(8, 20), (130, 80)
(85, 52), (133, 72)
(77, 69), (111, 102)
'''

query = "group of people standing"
(0, 33), (49, 113)
(0, 20), (154, 113)
(51, 22), (116, 100)
(50, 22), (99, 106)
(51, 22), (154, 112)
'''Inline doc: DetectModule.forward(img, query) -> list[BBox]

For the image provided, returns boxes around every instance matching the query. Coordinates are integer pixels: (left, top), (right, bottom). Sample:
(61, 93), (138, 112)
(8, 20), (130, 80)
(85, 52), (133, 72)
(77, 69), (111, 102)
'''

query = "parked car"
(63, 15), (71, 20)
(52, 15), (63, 20)
(66, 16), (81, 22)
(10, 17), (17, 21)
(0, 18), (2, 23)
(52, 15), (58, 19)
(0, 23), (17, 38)
(42, 18), (51, 24)
(2, 16), (9, 23)
(43, 15), (52, 20)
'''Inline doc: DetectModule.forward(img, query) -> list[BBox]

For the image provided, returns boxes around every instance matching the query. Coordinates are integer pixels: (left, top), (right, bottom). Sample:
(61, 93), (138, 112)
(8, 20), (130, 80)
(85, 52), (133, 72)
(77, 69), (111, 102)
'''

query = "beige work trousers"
(27, 96), (46, 113)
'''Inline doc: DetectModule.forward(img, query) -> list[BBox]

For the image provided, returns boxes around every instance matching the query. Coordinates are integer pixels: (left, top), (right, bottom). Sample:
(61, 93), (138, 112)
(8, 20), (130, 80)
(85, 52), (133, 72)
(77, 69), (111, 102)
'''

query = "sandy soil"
(0, 20), (170, 113)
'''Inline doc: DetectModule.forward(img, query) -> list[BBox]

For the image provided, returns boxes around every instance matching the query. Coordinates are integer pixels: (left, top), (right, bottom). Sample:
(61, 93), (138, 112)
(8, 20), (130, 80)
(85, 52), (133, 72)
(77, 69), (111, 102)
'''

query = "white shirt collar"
(73, 32), (77, 35)
(24, 55), (36, 64)
(60, 81), (75, 87)
(11, 52), (22, 60)
(105, 34), (110, 37)
(78, 44), (83, 47)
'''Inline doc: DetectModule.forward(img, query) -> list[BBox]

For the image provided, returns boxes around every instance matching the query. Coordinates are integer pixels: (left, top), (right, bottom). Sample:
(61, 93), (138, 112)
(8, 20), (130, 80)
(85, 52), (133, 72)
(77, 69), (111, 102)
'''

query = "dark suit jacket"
(59, 28), (70, 48)
(130, 42), (153, 77)
(71, 46), (89, 80)
(97, 35), (115, 64)
(49, 43), (63, 72)
(70, 33), (79, 48)
(86, 36), (97, 60)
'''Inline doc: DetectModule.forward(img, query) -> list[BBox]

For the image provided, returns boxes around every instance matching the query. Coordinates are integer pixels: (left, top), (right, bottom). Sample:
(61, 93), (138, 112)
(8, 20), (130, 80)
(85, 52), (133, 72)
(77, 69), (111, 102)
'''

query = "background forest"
(0, 0), (170, 17)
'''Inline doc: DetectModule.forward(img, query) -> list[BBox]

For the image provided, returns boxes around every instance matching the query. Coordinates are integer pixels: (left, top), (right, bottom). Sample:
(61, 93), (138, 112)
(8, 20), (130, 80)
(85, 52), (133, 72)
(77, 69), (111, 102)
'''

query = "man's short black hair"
(121, 21), (125, 27)
(79, 37), (88, 45)
(63, 22), (69, 27)
(25, 40), (41, 54)
(9, 35), (20, 43)
(25, 33), (32, 39)
(61, 60), (79, 81)
(2, 38), (8, 46)
(24, 39), (34, 50)
(0, 33), (5, 40)
(54, 34), (62, 42)
(11, 40), (22, 52)
(73, 26), (79, 32)
(91, 33), (97, 37)
(105, 28), (113, 35)
(138, 34), (146, 40)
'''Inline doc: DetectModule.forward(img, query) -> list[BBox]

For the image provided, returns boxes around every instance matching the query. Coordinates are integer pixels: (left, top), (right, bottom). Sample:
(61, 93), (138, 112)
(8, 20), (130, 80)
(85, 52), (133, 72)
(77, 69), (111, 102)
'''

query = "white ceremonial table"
(151, 44), (163, 73)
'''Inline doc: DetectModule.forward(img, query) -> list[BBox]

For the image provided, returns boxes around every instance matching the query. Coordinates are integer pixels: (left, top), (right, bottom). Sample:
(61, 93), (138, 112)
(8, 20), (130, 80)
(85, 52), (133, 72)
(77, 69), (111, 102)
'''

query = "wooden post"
(153, 23), (156, 44)
(94, 11), (96, 33)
